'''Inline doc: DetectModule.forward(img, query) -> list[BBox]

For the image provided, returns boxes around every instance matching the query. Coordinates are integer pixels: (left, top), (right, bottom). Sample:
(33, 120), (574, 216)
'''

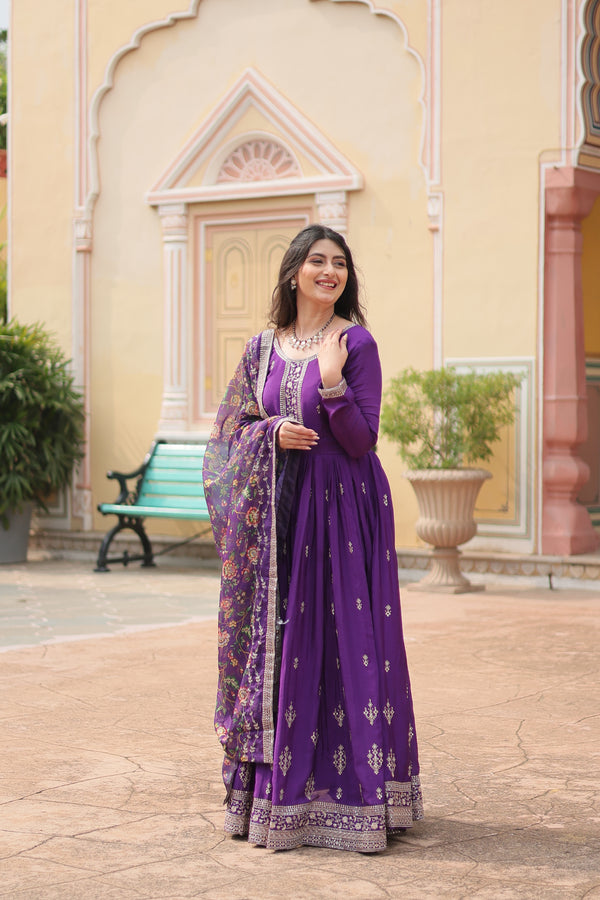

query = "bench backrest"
(137, 442), (208, 514)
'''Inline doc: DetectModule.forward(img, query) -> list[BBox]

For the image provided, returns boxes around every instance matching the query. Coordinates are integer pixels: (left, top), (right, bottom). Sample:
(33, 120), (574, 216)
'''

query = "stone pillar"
(316, 191), (348, 234)
(542, 166), (600, 554)
(157, 203), (189, 434)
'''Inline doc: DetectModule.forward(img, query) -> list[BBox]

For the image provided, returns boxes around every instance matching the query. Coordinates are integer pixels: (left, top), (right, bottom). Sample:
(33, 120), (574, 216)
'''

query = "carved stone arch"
(84, 2), (202, 220)
(318, 0), (428, 183)
(579, 0), (600, 167)
(213, 136), (302, 184)
(84, 0), (428, 222)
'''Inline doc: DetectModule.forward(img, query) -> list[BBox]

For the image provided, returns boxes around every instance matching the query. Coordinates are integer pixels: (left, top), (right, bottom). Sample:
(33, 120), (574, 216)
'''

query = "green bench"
(95, 440), (211, 572)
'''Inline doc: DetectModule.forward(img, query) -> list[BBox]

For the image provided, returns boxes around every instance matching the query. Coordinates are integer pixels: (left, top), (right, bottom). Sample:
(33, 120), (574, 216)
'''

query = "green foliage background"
(0, 205), (6, 323)
(380, 366), (522, 469)
(0, 321), (85, 526)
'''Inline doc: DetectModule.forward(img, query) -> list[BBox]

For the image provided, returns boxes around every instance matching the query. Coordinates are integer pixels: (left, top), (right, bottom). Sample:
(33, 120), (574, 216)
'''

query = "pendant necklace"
(288, 312), (336, 350)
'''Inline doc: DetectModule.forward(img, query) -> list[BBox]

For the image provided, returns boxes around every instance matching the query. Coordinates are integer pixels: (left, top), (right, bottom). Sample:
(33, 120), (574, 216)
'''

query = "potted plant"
(0, 320), (85, 563)
(380, 366), (521, 592)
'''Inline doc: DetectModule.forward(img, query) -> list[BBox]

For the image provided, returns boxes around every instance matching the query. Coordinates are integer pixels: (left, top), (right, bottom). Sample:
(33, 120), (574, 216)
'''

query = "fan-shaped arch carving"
(216, 140), (301, 183)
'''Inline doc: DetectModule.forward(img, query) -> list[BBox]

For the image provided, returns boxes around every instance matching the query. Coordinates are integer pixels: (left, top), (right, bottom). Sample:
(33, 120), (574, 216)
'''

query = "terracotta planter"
(0, 503), (34, 564)
(404, 469), (491, 593)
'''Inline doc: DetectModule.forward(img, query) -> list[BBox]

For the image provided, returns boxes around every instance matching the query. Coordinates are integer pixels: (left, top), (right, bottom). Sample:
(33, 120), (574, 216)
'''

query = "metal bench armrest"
(105, 463), (146, 505)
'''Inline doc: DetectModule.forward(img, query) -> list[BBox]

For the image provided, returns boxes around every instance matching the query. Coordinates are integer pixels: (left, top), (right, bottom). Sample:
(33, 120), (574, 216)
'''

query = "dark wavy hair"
(268, 224), (366, 329)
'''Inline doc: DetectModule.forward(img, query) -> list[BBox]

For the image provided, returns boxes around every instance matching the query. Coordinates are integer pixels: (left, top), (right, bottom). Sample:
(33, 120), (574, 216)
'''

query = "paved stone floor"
(0, 554), (599, 898)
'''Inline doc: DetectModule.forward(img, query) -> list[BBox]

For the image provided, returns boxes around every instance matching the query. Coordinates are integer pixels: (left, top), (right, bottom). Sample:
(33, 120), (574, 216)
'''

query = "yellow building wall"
(383, 1), (562, 546)
(87, 0), (431, 534)
(9, 0), (75, 349)
(9, 0), (565, 549)
(442, 0), (561, 360)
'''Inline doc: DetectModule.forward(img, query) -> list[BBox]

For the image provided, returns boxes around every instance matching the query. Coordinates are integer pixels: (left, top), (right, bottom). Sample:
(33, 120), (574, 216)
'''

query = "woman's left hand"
(318, 329), (348, 388)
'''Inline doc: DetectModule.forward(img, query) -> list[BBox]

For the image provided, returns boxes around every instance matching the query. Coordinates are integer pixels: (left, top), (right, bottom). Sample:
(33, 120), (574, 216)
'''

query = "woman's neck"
(293, 306), (336, 339)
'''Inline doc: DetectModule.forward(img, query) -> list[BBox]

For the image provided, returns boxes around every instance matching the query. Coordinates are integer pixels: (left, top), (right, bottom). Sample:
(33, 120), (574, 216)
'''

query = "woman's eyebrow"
(308, 253), (346, 262)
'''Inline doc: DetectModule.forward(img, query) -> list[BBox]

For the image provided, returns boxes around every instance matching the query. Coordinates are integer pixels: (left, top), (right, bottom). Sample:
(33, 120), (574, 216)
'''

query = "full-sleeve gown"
(204, 324), (423, 853)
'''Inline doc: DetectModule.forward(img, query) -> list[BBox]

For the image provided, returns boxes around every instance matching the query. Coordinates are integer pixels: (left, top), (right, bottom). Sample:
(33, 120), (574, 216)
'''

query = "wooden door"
(199, 216), (308, 415)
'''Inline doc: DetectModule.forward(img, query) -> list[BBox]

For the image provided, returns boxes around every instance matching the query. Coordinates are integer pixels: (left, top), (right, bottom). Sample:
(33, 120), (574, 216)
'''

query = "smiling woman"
(203, 224), (423, 853)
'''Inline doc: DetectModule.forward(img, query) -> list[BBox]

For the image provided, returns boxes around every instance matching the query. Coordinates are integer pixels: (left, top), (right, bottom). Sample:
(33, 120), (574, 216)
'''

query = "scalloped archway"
(70, 0), (428, 525)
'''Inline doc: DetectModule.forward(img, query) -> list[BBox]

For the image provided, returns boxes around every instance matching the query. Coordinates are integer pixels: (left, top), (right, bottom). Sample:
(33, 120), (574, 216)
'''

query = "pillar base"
(542, 502), (599, 555)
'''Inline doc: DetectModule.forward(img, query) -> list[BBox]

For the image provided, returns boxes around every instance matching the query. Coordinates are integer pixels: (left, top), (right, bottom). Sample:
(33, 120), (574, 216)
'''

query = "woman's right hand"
(278, 421), (319, 451)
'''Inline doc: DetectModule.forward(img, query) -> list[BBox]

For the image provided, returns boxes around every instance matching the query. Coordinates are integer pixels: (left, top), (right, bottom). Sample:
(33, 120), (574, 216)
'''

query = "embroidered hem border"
(224, 776), (423, 852)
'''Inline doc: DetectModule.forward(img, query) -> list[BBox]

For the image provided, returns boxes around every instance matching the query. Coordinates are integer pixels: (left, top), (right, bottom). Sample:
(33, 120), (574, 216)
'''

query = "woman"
(203, 224), (423, 853)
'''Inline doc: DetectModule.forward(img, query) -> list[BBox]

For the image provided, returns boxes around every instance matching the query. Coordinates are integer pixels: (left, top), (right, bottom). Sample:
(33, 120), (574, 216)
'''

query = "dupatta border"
(259, 327), (277, 763)
(257, 328), (274, 419)
(204, 329), (301, 788)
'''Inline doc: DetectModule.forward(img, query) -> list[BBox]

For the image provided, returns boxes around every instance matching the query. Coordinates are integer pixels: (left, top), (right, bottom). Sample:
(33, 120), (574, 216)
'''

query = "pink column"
(542, 166), (600, 555)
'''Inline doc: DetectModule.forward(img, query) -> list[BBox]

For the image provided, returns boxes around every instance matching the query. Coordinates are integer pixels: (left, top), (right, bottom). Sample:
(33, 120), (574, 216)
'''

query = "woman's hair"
(268, 224), (367, 329)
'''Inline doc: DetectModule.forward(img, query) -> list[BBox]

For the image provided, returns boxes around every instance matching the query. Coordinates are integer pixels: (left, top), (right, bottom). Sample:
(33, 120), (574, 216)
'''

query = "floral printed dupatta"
(203, 330), (295, 796)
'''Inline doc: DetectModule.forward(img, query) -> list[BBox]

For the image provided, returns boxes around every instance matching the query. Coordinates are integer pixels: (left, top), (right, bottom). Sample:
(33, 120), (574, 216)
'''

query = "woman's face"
(295, 239), (348, 311)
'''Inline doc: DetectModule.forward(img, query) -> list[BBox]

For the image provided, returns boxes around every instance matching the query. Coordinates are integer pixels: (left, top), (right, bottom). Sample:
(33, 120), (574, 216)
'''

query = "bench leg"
(94, 517), (156, 572)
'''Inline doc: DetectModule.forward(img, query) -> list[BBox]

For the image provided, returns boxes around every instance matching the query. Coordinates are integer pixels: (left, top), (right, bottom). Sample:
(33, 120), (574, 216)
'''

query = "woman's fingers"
(278, 422), (319, 451)
(318, 330), (348, 385)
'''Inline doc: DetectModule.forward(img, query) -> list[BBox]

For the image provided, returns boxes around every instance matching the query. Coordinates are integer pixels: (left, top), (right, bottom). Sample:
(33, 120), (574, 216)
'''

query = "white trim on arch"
(146, 67), (364, 207)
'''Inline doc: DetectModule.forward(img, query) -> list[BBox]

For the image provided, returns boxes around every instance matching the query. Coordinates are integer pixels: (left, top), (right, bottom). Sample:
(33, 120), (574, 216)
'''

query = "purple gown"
(205, 324), (423, 853)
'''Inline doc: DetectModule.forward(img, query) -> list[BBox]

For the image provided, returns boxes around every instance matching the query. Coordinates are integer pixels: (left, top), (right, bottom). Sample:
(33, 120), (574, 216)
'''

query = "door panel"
(200, 217), (307, 415)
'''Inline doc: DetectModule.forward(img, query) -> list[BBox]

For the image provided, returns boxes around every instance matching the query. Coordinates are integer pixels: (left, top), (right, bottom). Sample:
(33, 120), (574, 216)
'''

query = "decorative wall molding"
(216, 139), (301, 183)
(316, 191), (348, 233)
(74, 0), (88, 211)
(426, 0), (444, 368)
(446, 358), (536, 553)
(73, 214), (93, 252)
(146, 68), (364, 206)
(321, 0), (428, 184)
(157, 203), (190, 432)
(69, 0), (93, 530)
(85, 1), (202, 221)
(426, 0), (442, 188)
(147, 66), (366, 432)
(427, 190), (444, 367)
(397, 546), (600, 586)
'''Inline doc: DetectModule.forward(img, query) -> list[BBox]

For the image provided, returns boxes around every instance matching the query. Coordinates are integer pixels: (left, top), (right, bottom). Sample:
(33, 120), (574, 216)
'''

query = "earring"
(290, 278), (297, 290)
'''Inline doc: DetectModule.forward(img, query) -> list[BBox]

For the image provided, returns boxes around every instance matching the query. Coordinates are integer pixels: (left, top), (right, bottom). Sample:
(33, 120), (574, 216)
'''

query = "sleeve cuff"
(318, 378), (347, 399)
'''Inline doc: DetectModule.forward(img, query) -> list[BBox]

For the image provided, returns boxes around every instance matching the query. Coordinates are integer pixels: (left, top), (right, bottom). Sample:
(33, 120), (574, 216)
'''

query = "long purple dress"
(203, 324), (422, 853)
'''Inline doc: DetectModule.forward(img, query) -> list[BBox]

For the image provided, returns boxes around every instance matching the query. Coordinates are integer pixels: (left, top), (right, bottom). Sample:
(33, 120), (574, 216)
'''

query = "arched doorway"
(146, 69), (363, 434)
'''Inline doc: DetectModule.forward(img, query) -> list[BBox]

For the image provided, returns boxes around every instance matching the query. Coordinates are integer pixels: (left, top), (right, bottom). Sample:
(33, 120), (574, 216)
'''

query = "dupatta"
(203, 330), (296, 794)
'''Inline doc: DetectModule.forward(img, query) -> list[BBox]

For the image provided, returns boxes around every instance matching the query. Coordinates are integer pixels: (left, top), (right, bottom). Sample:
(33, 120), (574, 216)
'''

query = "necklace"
(288, 312), (336, 350)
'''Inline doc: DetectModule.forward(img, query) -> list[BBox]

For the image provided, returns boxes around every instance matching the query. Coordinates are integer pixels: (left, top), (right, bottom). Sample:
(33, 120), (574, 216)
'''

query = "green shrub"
(0, 320), (85, 526)
(0, 255), (6, 323)
(380, 366), (522, 469)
